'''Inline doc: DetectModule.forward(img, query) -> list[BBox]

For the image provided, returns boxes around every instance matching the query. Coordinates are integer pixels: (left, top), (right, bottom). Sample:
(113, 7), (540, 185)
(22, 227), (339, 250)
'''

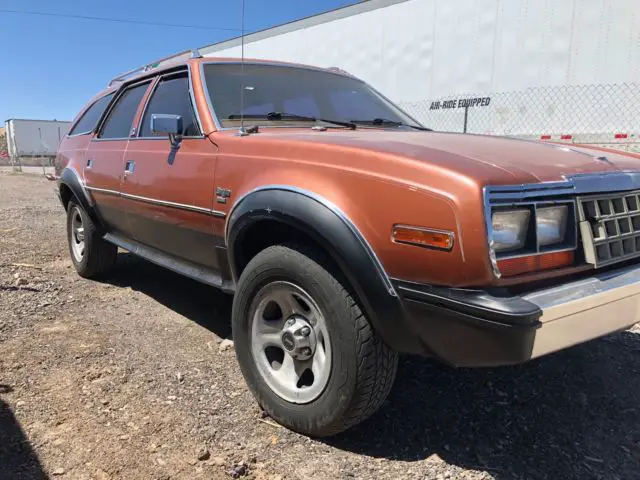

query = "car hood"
(258, 130), (639, 184)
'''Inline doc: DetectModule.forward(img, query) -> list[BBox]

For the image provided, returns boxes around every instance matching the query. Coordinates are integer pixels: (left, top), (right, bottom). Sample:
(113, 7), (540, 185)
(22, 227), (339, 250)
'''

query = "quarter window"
(68, 93), (114, 136)
(99, 82), (149, 139)
(140, 75), (200, 137)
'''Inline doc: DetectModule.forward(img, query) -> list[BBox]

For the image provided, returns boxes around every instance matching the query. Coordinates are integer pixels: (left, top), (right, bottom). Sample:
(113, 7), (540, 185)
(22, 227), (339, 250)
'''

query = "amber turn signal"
(497, 251), (574, 277)
(392, 225), (454, 250)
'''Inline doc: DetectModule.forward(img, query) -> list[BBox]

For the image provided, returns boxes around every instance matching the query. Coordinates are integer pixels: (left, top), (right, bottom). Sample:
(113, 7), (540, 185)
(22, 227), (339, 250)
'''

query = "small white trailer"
(4, 118), (71, 169)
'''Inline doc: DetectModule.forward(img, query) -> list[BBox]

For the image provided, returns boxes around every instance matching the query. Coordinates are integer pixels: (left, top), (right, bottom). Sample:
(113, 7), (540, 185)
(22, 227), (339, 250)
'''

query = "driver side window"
(140, 74), (200, 137)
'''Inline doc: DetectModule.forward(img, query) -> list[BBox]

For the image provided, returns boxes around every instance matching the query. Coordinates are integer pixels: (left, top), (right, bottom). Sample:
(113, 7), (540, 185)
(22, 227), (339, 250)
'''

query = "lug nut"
(300, 347), (312, 356)
(287, 318), (296, 326)
(299, 326), (311, 337)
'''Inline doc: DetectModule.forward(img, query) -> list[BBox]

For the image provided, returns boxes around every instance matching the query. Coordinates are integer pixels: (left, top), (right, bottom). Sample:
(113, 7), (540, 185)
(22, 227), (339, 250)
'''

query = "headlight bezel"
(488, 200), (577, 260)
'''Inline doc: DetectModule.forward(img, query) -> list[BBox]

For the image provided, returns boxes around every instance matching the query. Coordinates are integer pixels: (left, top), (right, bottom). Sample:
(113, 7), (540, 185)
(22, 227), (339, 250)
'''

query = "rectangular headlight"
(492, 209), (531, 252)
(536, 205), (568, 247)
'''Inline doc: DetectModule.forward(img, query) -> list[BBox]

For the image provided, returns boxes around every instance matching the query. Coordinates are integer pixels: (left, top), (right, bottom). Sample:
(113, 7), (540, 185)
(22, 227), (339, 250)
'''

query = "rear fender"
(59, 167), (105, 232)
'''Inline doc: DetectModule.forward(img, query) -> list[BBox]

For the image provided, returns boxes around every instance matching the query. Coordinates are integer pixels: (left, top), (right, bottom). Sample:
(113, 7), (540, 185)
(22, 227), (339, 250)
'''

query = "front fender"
(226, 186), (423, 353)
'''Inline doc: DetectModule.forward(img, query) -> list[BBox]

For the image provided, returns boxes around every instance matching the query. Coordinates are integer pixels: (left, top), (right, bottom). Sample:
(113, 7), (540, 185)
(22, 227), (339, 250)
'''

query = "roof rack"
(108, 49), (201, 87)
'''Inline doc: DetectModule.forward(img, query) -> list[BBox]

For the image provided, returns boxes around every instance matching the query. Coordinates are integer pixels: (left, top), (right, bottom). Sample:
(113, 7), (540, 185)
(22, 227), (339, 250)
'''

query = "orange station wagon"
(55, 50), (640, 436)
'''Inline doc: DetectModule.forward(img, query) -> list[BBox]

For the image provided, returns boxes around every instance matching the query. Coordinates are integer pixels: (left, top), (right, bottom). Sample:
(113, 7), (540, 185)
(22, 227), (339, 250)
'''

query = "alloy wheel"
(250, 281), (332, 404)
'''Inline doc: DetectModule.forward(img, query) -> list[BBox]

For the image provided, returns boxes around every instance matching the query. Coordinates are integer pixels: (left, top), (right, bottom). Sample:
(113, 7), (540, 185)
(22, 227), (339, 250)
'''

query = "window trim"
(93, 79), (153, 141)
(133, 68), (205, 141)
(67, 92), (115, 138)
(199, 60), (425, 132)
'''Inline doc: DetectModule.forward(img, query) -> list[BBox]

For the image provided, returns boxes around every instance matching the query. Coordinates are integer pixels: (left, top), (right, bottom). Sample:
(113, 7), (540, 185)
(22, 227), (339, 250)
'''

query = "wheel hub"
(250, 281), (332, 404)
(70, 207), (86, 262)
(280, 316), (316, 360)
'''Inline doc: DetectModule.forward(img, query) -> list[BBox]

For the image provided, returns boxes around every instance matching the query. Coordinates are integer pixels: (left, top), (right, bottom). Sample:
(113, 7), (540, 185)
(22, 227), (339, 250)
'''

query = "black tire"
(66, 200), (117, 278)
(232, 243), (398, 437)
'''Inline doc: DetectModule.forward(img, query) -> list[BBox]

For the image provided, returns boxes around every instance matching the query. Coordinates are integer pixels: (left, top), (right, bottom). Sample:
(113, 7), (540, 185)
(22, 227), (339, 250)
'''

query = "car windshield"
(203, 63), (425, 130)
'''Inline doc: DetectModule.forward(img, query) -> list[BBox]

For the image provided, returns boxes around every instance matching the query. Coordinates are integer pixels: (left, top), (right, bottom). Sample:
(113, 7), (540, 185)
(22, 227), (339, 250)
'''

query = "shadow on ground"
(102, 253), (640, 479)
(0, 384), (47, 480)
(103, 252), (233, 339)
(329, 333), (640, 479)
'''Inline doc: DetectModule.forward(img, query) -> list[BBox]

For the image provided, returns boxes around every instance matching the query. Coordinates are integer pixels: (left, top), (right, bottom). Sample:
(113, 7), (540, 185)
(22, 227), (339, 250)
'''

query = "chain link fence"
(399, 83), (640, 153)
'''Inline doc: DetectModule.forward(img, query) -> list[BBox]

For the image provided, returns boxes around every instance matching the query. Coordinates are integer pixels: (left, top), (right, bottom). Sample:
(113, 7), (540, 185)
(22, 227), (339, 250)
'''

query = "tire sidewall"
(233, 246), (359, 434)
(67, 201), (91, 273)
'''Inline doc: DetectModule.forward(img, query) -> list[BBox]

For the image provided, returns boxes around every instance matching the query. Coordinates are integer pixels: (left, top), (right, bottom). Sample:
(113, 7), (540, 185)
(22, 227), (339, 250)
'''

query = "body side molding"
(84, 185), (226, 218)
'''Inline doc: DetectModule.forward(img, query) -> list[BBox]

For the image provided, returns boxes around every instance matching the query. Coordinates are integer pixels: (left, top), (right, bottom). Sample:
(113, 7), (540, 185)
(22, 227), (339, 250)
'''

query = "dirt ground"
(1, 171), (639, 480)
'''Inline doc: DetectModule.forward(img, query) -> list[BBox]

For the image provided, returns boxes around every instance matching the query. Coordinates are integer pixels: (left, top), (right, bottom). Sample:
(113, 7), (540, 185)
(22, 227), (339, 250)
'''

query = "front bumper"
(394, 263), (640, 367)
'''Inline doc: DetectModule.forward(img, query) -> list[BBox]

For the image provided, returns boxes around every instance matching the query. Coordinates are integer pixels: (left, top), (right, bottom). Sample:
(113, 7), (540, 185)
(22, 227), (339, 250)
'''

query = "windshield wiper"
(227, 112), (356, 130)
(350, 118), (432, 131)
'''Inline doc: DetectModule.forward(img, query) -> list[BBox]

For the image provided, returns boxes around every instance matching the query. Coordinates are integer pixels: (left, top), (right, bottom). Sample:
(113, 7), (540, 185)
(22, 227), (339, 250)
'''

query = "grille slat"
(578, 191), (640, 267)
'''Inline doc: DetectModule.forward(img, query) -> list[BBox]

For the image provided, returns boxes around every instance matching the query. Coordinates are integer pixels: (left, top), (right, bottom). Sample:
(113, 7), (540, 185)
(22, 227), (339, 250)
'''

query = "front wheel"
(232, 244), (398, 437)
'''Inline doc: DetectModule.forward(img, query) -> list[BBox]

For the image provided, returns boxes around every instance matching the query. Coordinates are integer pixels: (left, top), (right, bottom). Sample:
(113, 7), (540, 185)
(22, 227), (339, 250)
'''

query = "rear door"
(56, 92), (114, 178)
(84, 80), (152, 236)
(120, 70), (221, 269)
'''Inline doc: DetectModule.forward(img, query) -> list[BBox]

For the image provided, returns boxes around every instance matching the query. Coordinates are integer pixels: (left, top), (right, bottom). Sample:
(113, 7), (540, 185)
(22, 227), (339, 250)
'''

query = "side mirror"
(151, 114), (183, 148)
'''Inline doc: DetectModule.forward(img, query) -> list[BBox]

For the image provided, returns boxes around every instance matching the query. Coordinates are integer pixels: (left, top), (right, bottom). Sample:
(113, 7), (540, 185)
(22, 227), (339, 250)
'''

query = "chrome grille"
(578, 190), (640, 267)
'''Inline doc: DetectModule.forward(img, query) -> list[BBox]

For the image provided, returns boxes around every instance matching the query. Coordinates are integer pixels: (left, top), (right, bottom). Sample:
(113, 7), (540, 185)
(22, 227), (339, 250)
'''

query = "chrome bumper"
(523, 263), (640, 358)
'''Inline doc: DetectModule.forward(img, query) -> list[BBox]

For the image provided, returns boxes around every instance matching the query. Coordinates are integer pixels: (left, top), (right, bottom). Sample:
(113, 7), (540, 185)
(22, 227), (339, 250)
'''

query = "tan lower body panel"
(530, 289), (640, 358)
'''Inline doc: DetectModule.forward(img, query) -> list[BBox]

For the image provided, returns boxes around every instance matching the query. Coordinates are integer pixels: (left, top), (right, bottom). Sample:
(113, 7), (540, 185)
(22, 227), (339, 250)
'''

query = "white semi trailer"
(200, 0), (639, 150)
(4, 119), (72, 168)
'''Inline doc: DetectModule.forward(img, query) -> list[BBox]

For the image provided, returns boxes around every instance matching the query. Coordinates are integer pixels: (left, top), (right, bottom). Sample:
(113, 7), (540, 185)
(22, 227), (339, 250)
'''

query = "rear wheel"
(66, 200), (117, 278)
(232, 244), (398, 437)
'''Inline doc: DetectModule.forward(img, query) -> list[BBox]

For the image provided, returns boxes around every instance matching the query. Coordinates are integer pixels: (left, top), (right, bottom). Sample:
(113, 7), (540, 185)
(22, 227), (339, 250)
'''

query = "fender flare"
(226, 186), (422, 353)
(59, 167), (105, 232)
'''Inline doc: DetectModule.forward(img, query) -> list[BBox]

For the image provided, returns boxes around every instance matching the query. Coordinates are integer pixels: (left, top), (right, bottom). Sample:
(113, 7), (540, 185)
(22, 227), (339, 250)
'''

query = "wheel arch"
(226, 186), (421, 353)
(59, 167), (105, 232)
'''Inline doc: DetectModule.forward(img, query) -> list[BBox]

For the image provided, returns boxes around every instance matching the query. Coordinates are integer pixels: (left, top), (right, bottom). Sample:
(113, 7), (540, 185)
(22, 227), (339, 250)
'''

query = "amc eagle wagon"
(55, 51), (640, 436)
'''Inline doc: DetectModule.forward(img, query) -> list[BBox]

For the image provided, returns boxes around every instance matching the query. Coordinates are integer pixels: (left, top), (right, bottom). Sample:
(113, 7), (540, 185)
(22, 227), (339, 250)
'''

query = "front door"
(120, 72), (221, 269)
(84, 81), (152, 236)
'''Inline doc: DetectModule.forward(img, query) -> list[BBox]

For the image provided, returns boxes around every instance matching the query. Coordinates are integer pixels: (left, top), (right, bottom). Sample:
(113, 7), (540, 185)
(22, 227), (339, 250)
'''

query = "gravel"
(0, 171), (639, 479)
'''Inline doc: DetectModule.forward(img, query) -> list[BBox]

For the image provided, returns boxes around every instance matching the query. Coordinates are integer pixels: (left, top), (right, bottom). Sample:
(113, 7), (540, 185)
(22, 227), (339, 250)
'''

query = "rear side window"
(69, 93), (114, 136)
(99, 82), (149, 139)
(139, 75), (200, 137)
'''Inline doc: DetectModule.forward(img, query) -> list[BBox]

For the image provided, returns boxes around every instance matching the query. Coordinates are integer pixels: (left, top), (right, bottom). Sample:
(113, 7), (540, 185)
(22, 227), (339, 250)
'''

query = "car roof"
(107, 53), (354, 89)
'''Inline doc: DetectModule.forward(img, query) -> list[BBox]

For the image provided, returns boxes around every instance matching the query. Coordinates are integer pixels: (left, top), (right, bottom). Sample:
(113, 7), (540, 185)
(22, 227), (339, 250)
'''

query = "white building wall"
(202, 0), (640, 137)
(204, 0), (639, 99)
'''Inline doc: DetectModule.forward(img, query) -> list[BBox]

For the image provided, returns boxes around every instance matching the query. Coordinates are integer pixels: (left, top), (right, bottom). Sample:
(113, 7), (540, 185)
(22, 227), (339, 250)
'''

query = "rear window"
(68, 93), (114, 136)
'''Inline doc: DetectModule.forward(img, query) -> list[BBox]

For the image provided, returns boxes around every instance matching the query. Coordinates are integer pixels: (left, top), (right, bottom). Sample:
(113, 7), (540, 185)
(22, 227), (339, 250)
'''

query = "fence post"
(11, 155), (22, 173)
(463, 105), (469, 134)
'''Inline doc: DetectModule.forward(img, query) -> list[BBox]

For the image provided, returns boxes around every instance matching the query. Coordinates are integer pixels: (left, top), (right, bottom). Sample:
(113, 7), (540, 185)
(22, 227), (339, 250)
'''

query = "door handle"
(124, 160), (135, 175)
(86, 159), (93, 169)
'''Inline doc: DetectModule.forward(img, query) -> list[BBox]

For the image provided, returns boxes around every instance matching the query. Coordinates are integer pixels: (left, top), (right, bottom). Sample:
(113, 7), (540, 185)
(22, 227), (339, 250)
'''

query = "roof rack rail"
(108, 48), (200, 87)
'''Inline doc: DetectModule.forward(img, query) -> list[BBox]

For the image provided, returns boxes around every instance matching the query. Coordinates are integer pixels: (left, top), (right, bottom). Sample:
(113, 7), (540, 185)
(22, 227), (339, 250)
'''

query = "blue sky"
(0, 0), (358, 122)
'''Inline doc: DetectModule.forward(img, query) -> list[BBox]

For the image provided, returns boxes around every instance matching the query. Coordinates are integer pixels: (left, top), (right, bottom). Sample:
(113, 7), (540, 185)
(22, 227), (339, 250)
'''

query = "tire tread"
(235, 243), (397, 436)
(67, 200), (116, 278)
